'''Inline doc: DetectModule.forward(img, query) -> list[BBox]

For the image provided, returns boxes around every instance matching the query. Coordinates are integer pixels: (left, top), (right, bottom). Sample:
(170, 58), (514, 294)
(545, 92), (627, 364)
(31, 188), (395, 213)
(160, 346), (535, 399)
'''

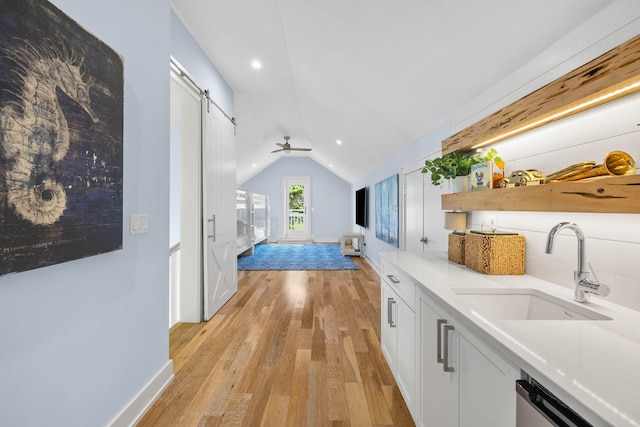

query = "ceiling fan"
(271, 136), (312, 153)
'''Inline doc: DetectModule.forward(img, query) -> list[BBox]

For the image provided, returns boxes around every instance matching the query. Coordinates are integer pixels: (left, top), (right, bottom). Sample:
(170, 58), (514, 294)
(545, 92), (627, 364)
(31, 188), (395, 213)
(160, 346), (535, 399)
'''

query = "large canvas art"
(0, 0), (124, 276)
(375, 174), (399, 248)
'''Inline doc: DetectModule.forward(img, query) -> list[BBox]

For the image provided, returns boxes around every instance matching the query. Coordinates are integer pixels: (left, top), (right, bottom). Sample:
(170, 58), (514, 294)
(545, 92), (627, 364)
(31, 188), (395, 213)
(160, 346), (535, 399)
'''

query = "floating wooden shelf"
(441, 175), (640, 213)
(442, 34), (640, 155)
(437, 35), (640, 214)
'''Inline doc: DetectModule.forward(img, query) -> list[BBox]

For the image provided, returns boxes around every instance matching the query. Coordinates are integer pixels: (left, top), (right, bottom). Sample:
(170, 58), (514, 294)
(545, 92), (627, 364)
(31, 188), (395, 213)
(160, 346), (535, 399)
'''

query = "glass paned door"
(283, 176), (310, 239)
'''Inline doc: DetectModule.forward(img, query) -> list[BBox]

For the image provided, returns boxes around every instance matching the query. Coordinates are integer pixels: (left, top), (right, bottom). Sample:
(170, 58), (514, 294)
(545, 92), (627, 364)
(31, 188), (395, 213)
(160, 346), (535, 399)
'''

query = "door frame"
(400, 151), (446, 252)
(282, 175), (311, 240)
(400, 156), (428, 251)
(169, 66), (204, 324)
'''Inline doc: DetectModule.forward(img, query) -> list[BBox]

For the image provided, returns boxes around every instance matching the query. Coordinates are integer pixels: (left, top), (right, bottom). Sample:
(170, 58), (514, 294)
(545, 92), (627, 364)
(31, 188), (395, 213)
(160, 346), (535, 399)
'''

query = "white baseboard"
(108, 360), (174, 427)
(274, 237), (340, 244)
(276, 238), (313, 243)
(365, 253), (381, 277)
(312, 237), (339, 243)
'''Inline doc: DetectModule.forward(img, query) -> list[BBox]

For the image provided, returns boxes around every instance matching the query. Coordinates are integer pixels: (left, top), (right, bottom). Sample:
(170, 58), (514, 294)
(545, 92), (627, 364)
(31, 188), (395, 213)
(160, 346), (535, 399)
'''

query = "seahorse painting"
(0, 39), (99, 225)
(1, 0), (123, 276)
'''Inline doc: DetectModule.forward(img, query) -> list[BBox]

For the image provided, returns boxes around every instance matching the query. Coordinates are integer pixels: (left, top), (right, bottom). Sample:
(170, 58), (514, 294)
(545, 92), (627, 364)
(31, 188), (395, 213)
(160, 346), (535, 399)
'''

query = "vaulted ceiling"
(171, 0), (612, 184)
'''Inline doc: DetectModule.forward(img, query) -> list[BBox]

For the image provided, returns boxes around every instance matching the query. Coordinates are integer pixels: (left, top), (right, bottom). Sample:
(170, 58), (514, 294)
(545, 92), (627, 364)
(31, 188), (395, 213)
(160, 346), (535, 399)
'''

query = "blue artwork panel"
(0, 0), (124, 275)
(375, 174), (398, 248)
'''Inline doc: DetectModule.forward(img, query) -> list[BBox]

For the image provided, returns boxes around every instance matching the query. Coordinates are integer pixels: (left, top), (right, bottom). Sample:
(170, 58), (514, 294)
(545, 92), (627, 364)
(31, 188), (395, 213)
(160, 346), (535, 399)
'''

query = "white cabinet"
(381, 262), (417, 419)
(418, 288), (519, 427)
(419, 296), (458, 427)
(458, 331), (518, 426)
(381, 283), (397, 368)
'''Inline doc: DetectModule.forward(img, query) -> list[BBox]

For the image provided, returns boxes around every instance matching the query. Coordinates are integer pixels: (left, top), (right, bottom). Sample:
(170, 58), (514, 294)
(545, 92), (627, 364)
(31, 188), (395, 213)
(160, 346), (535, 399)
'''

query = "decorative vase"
(451, 175), (470, 193)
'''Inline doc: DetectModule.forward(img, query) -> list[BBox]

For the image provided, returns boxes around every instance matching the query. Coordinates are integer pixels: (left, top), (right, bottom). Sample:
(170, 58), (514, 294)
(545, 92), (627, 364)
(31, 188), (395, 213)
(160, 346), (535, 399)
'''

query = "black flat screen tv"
(355, 187), (368, 228)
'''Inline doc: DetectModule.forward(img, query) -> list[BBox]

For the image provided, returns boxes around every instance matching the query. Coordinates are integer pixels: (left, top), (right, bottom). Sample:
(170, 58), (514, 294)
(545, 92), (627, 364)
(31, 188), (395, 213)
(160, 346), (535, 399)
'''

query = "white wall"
(356, 0), (640, 311)
(352, 120), (454, 269)
(0, 1), (171, 426)
(170, 9), (234, 116)
(470, 92), (640, 311)
(169, 9), (235, 248)
(241, 157), (351, 242)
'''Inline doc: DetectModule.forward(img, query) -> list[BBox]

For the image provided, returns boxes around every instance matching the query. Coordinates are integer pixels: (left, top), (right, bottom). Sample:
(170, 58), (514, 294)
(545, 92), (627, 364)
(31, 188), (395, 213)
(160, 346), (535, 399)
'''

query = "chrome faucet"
(545, 222), (610, 303)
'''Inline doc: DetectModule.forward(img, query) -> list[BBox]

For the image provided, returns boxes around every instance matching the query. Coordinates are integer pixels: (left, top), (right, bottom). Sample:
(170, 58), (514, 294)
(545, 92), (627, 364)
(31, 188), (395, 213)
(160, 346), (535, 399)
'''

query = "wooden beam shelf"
(442, 34), (640, 155)
(441, 175), (640, 213)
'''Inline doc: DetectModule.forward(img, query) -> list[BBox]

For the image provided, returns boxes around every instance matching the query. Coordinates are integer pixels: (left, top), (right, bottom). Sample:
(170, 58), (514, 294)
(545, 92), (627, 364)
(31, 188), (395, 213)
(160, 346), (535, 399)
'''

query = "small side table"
(340, 232), (364, 257)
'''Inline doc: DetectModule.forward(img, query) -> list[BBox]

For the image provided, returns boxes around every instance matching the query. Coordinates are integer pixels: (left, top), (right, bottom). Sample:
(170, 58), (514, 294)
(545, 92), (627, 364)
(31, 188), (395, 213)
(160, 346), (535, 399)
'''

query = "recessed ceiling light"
(329, 164), (334, 168)
(336, 139), (342, 145)
(251, 59), (262, 69)
(252, 163), (257, 167)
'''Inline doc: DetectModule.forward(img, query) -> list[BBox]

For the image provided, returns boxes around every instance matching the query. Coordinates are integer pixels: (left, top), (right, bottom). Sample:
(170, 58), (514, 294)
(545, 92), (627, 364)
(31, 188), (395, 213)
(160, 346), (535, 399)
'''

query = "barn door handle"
(208, 215), (216, 241)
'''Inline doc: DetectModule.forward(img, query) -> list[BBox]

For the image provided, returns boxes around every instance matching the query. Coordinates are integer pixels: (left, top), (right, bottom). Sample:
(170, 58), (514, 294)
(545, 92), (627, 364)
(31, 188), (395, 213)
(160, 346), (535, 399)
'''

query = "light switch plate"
(130, 214), (149, 234)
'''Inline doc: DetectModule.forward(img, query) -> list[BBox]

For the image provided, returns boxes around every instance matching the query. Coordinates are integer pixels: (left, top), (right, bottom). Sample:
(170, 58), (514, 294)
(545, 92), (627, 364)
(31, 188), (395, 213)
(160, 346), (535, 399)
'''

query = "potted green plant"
(422, 148), (503, 191)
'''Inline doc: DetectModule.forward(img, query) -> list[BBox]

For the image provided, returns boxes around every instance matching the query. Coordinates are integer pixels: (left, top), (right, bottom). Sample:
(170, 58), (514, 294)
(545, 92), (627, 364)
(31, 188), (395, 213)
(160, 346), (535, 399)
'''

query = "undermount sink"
(452, 288), (612, 321)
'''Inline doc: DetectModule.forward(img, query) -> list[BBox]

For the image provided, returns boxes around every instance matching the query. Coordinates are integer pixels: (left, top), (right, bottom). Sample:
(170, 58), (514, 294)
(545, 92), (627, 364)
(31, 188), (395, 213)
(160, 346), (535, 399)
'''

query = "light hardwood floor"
(137, 257), (414, 426)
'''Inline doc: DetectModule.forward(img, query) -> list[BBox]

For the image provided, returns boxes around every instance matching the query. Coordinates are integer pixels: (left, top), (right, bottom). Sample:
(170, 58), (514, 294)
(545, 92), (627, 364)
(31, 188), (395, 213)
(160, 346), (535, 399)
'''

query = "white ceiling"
(171, 0), (612, 185)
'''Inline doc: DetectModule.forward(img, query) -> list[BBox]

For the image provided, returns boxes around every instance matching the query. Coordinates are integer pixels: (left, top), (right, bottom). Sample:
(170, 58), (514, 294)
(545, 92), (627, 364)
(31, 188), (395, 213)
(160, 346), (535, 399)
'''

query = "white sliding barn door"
(202, 103), (237, 321)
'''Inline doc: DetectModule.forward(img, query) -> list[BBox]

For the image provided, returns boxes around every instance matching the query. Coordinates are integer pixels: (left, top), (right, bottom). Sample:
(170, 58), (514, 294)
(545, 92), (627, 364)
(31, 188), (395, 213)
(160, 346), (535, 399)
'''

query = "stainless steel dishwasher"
(516, 377), (594, 427)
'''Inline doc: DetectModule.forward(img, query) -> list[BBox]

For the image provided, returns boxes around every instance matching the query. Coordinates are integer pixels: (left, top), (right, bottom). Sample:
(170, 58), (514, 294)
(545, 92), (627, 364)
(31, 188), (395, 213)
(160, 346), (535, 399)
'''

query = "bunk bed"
(236, 189), (270, 256)
(236, 189), (252, 255)
(252, 193), (269, 245)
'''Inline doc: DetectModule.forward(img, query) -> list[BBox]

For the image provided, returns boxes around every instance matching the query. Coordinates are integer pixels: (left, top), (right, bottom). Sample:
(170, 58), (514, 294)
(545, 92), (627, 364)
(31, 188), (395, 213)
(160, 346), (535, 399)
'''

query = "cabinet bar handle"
(207, 215), (216, 241)
(443, 325), (455, 372)
(436, 319), (447, 364)
(390, 299), (397, 328)
(387, 298), (393, 325)
(386, 274), (400, 284)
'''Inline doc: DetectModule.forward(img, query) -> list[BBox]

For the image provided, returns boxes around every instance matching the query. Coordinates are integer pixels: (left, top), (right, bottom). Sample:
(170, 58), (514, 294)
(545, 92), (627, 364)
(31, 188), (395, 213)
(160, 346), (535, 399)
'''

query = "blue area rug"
(237, 244), (359, 271)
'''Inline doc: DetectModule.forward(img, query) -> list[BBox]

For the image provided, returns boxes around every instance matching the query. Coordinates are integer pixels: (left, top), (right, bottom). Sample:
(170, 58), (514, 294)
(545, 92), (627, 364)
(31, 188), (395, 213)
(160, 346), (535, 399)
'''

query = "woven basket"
(448, 233), (466, 265)
(464, 233), (525, 275)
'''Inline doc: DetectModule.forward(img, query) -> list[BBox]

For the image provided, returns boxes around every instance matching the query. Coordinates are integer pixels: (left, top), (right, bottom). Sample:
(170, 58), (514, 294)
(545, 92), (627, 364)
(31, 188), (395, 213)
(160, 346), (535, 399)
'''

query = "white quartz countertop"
(380, 250), (640, 427)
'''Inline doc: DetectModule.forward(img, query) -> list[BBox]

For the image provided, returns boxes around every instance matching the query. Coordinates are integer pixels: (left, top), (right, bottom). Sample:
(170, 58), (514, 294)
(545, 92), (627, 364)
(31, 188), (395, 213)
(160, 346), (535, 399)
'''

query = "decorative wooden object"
(442, 175), (640, 213)
(442, 34), (640, 155)
(464, 233), (525, 275)
(448, 233), (466, 265)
